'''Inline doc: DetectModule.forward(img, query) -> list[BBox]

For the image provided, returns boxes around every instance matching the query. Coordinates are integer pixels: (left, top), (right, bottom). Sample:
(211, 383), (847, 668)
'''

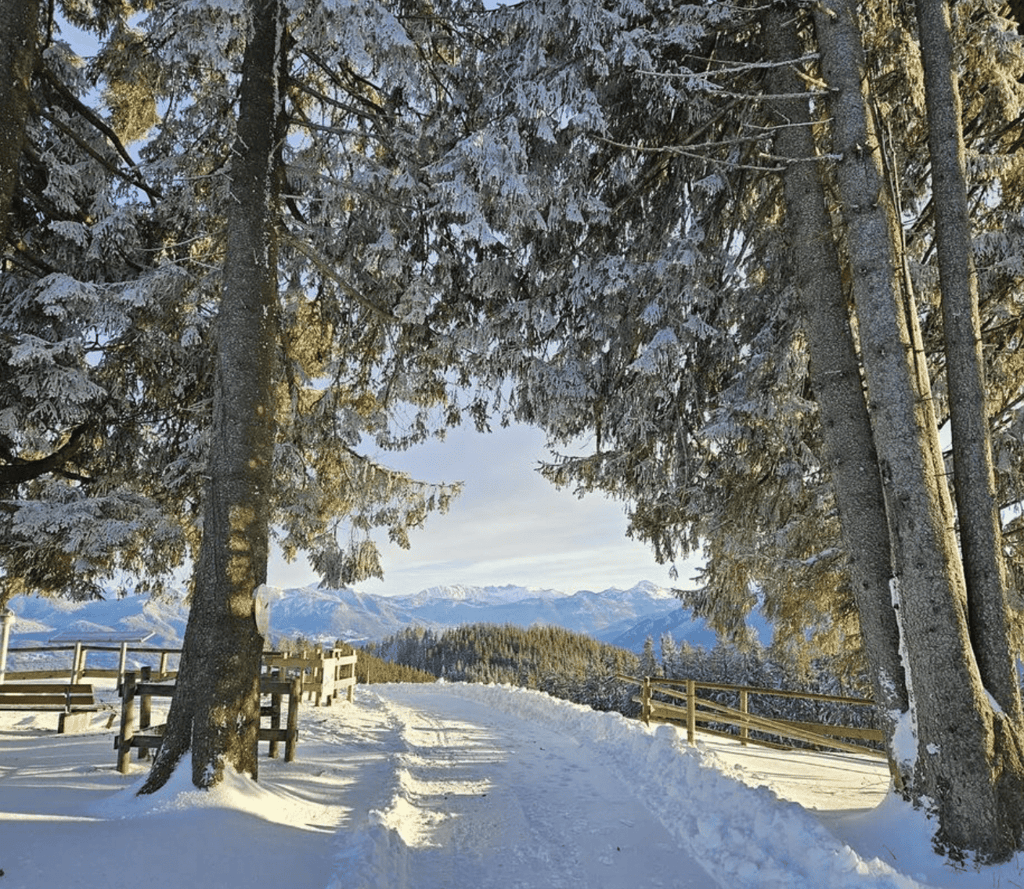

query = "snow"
(2, 680), (1021, 888)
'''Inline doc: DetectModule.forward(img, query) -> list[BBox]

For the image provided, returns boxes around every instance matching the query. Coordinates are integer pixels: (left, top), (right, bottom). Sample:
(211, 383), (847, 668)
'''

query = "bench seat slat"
(0, 704), (73, 711)
(0, 684), (98, 711)
(1, 695), (79, 707)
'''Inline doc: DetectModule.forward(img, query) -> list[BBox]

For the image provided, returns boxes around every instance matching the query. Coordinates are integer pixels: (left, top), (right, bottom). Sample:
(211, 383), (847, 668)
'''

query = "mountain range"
(3, 581), (763, 655)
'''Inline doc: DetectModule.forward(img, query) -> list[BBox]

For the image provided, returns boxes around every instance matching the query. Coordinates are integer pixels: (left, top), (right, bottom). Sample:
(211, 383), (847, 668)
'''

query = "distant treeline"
(360, 623), (880, 737)
(355, 648), (436, 684)
(363, 623), (640, 713)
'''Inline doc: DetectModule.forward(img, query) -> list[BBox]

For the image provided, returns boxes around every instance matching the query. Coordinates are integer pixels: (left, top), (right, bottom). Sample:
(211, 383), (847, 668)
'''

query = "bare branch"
(656, 52), (820, 76)
(592, 133), (838, 170)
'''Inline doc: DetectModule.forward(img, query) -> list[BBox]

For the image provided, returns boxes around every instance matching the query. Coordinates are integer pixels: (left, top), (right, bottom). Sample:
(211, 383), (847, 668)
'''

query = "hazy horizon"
(268, 423), (701, 598)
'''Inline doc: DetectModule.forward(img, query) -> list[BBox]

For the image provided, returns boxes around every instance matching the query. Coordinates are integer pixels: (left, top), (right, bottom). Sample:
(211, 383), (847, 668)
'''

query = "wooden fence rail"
(3, 643), (181, 686)
(623, 675), (886, 759)
(263, 644), (357, 706)
(115, 667), (301, 773)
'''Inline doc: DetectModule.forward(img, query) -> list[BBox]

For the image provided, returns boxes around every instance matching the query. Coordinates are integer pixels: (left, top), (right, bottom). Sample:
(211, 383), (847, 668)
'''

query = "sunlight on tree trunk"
(914, 0), (1022, 722)
(814, 0), (1024, 860)
(140, 0), (285, 794)
(764, 7), (908, 768)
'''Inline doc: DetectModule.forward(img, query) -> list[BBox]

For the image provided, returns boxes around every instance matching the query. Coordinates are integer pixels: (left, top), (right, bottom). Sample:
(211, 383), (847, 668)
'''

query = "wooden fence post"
(0, 610), (14, 684)
(269, 689), (281, 759)
(285, 677), (300, 762)
(71, 641), (84, 683)
(315, 647), (327, 705)
(739, 689), (749, 745)
(117, 642), (130, 689)
(686, 679), (696, 746)
(641, 677), (652, 725)
(117, 671), (137, 774)
(138, 666), (152, 761)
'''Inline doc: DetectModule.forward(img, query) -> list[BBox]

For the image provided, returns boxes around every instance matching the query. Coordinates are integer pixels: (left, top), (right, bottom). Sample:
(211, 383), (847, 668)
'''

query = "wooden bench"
(0, 682), (115, 733)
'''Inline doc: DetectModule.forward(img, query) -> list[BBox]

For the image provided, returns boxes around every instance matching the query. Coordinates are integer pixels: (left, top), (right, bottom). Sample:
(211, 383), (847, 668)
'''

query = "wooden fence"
(3, 642), (180, 687)
(263, 644), (357, 706)
(626, 676), (886, 759)
(3, 640), (359, 703)
(115, 667), (301, 773)
(6, 639), (358, 764)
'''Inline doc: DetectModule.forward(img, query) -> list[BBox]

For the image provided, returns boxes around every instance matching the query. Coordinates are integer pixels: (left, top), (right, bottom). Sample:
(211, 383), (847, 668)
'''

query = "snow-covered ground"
(1, 680), (1020, 889)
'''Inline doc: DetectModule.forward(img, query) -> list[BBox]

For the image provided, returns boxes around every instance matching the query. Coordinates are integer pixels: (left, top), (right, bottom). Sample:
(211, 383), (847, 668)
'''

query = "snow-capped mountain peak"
(4, 580), (693, 653)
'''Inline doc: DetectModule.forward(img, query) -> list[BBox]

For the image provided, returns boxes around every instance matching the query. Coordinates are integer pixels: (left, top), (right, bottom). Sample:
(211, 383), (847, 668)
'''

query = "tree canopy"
(4, 0), (1024, 861)
(0, 0), (484, 605)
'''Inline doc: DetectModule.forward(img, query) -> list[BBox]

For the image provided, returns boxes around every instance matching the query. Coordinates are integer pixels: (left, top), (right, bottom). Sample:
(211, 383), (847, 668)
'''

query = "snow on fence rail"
(624, 675), (886, 759)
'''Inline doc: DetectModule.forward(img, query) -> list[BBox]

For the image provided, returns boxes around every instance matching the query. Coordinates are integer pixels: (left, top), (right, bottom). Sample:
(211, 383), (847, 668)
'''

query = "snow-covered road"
(1, 681), (1013, 889)
(339, 685), (708, 888)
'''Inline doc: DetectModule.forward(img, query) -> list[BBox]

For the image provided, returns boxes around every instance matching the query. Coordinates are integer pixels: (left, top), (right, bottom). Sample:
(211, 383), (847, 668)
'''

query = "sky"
(267, 422), (701, 597)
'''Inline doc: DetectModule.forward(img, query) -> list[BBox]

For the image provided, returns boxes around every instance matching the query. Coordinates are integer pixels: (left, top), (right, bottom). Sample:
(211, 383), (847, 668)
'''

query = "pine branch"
(40, 64), (162, 203)
(36, 108), (162, 202)
(287, 76), (376, 121)
(0, 424), (95, 486)
(297, 47), (385, 116)
(279, 230), (398, 324)
(286, 116), (391, 145)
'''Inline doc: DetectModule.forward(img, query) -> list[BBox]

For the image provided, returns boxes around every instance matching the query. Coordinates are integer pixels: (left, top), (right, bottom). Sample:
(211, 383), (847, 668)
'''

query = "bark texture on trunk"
(140, 0), (284, 794)
(764, 8), (908, 760)
(814, 0), (1024, 861)
(0, 0), (40, 250)
(914, 0), (1021, 722)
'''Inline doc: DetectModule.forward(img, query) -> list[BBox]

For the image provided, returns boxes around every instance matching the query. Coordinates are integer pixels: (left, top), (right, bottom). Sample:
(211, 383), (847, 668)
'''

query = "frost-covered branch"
(279, 231), (398, 324)
(36, 108), (161, 202)
(0, 423), (94, 485)
(40, 64), (159, 199)
(674, 52), (821, 74)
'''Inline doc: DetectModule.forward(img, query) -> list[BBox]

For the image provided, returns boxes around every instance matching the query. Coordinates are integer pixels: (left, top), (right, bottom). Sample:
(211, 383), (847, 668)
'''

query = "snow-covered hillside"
(0, 679), (1008, 889)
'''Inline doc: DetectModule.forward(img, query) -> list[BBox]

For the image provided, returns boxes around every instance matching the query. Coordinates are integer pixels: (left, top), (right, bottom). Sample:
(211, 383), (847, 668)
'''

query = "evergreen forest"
(362, 623), (879, 737)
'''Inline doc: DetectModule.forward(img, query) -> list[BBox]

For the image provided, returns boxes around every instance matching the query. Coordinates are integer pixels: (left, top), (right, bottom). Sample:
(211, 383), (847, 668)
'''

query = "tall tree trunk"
(813, 0), (1024, 860)
(0, 0), (40, 250)
(140, 0), (285, 793)
(914, 0), (1022, 721)
(763, 7), (908, 750)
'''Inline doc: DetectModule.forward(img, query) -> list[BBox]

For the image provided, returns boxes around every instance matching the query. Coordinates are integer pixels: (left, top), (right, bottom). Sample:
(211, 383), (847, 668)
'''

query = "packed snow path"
(339, 685), (705, 888)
